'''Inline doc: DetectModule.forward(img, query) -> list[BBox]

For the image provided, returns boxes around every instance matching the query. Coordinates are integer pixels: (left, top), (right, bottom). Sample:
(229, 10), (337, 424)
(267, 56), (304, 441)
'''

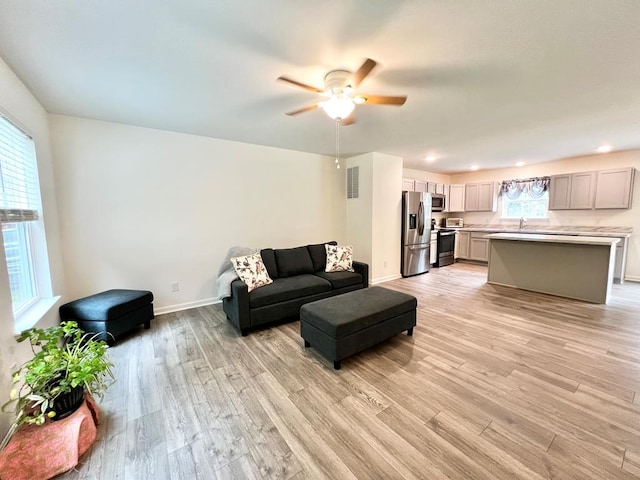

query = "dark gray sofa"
(223, 242), (369, 336)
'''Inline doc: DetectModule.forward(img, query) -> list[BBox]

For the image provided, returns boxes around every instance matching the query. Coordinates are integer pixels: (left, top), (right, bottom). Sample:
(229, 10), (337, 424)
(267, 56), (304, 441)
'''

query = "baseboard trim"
(371, 274), (402, 285)
(154, 297), (221, 316)
(624, 275), (640, 283)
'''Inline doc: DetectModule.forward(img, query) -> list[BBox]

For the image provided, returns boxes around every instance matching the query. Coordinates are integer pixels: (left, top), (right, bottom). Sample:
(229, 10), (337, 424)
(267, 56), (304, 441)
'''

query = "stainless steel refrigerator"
(401, 191), (432, 277)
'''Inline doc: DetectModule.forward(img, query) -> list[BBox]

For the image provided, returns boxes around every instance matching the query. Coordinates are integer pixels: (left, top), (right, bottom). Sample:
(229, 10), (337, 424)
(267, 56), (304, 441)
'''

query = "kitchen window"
(0, 113), (55, 330)
(499, 177), (550, 219)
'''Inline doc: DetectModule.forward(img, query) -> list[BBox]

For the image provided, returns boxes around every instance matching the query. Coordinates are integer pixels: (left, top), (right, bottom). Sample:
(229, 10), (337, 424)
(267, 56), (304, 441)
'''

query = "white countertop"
(456, 226), (632, 238)
(486, 233), (621, 246)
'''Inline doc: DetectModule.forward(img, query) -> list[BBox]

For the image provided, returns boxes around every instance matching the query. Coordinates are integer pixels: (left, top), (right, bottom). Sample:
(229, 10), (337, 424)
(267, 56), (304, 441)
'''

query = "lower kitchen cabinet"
(469, 234), (490, 262)
(430, 232), (437, 265)
(455, 231), (470, 259)
(456, 231), (491, 262)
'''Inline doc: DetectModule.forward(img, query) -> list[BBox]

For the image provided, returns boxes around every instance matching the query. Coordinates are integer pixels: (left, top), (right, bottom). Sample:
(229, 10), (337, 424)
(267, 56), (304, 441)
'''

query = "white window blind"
(0, 114), (40, 223)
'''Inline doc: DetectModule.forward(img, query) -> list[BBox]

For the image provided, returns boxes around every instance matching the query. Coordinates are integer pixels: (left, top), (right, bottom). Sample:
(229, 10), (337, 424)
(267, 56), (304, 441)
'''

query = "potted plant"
(1, 321), (114, 435)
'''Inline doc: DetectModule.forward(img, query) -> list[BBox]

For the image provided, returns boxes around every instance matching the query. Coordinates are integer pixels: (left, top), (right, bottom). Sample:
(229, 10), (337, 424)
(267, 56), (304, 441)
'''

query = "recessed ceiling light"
(516, 161), (525, 167)
(596, 145), (612, 153)
(470, 165), (479, 171)
(425, 155), (437, 162)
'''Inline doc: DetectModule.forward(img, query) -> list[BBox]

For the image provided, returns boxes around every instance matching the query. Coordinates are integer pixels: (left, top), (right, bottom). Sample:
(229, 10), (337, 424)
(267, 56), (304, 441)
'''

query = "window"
(502, 191), (549, 219)
(0, 113), (50, 321)
(499, 177), (550, 219)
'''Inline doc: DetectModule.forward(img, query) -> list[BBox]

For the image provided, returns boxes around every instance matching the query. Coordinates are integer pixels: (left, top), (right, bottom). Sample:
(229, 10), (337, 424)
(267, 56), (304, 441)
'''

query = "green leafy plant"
(2, 321), (115, 429)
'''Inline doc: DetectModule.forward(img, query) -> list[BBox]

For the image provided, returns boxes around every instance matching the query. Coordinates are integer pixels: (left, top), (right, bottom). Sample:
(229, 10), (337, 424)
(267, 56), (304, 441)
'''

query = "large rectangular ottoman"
(59, 289), (154, 345)
(300, 286), (417, 369)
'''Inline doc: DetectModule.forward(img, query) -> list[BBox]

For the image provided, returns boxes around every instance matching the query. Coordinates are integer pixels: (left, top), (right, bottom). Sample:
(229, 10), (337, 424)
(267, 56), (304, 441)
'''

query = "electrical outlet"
(171, 281), (179, 292)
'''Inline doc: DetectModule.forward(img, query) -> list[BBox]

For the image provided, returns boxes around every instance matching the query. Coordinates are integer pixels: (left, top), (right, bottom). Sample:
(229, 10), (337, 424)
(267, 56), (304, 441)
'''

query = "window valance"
(499, 176), (550, 199)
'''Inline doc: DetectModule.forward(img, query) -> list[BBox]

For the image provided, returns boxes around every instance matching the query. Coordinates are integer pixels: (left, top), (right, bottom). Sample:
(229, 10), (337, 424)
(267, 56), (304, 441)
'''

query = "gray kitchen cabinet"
(548, 174), (572, 209)
(427, 182), (437, 194)
(435, 183), (445, 195)
(478, 182), (496, 211)
(465, 183), (479, 211)
(402, 178), (415, 191)
(414, 180), (428, 192)
(549, 171), (596, 210)
(455, 231), (470, 259)
(594, 167), (635, 209)
(469, 233), (490, 262)
(465, 182), (496, 212)
(430, 232), (437, 265)
(448, 184), (466, 212)
(569, 171), (597, 209)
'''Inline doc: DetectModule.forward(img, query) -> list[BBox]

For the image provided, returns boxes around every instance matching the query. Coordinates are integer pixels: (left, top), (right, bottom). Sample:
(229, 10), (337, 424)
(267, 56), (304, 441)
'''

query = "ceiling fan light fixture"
(320, 95), (355, 120)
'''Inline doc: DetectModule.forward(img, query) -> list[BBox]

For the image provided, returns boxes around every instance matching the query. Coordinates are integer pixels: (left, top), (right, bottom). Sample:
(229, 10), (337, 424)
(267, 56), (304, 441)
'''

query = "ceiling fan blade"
(277, 76), (323, 93)
(358, 94), (407, 105)
(351, 58), (377, 87)
(341, 115), (356, 126)
(285, 104), (319, 116)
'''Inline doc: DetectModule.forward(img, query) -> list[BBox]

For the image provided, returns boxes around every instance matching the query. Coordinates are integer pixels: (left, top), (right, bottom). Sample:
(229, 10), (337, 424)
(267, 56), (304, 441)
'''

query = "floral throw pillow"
(325, 244), (355, 272)
(231, 252), (273, 292)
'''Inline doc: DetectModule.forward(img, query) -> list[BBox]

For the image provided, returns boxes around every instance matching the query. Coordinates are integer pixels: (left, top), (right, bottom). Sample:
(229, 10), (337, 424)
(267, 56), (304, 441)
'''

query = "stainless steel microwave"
(431, 194), (445, 212)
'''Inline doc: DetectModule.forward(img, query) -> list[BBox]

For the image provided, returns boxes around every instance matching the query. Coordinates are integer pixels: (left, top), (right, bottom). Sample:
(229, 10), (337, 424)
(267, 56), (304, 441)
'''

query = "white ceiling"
(1, 0), (639, 173)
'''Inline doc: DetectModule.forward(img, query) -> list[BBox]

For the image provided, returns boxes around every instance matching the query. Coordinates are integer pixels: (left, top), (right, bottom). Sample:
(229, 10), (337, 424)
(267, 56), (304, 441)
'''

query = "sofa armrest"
(222, 279), (251, 335)
(353, 261), (369, 288)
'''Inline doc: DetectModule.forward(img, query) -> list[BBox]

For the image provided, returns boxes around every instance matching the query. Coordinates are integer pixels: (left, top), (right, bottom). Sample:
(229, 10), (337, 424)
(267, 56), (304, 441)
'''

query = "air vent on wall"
(347, 166), (359, 199)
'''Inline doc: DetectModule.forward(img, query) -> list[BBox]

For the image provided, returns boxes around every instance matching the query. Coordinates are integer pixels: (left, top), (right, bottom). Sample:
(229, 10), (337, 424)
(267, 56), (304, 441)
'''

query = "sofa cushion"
(307, 241), (337, 272)
(325, 244), (354, 272)
(249, 275), (331, 308)
(313, 271), (363, 290)
(274, 246), (314, 278)
(231, 252), (273, 292)
(259, 248), (278, 279)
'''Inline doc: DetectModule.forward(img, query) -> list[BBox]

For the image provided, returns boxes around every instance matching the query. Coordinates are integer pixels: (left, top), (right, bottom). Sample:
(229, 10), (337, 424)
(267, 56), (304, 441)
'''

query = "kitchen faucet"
(519, 217), (527, 229)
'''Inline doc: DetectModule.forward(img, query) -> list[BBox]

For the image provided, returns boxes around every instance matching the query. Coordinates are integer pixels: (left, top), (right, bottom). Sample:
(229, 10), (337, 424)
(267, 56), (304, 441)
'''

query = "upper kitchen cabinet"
(550, 167), (634, 210)
(549, 172), (596, 210)
(402, 178), (415, 191)
(414, 180), (428, 192)
(464, 182), (496, 212)
(569, 172), (597, 209)
(448, 184), (466, 212)
(548, 174), (572, 209)
(594, 167), (635, 209)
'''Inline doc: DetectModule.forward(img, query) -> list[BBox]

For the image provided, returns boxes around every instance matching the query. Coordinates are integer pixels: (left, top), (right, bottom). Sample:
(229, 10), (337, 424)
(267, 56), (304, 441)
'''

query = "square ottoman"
(59, 289), (154, 345)
(300, 286), (417, 369)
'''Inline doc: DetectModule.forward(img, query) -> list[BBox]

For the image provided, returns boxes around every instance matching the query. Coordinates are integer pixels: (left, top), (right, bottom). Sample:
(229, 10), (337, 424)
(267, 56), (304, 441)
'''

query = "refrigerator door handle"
(418, 201), (424, 236)
(408, 245), (429, 251)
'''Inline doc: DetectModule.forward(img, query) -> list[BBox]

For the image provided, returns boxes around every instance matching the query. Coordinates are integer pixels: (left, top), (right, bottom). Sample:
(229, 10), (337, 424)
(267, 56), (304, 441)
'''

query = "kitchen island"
(486, 233), (620, 304)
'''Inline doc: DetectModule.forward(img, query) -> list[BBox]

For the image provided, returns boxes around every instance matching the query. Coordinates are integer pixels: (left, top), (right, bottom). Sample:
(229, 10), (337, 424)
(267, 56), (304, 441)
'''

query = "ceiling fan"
(277, 58), (407, 125)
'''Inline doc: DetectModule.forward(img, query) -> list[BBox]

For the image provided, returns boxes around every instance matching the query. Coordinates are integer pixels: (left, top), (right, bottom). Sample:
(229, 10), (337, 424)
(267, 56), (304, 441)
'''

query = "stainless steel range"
(434, 229), (456, 267)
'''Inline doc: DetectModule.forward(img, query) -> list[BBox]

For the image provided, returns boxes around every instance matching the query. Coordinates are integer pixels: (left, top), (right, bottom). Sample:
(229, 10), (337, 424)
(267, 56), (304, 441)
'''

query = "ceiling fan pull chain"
(335, 119), (341, 169)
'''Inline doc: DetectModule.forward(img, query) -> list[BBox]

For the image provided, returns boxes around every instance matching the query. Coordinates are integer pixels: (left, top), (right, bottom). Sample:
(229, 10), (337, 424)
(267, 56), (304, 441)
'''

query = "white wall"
(0, 57), (66, 438)
(371, 153), (403, 282)
(347, 152), (403, 283)
(448, 150), (640, 280)
(346, 153), (374, 269)
(49, 115), (347, 312)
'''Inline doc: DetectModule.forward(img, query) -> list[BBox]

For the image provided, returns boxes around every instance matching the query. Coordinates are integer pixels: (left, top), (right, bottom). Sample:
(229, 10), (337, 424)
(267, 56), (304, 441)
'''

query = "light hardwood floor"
(61, 263), (640, 479)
